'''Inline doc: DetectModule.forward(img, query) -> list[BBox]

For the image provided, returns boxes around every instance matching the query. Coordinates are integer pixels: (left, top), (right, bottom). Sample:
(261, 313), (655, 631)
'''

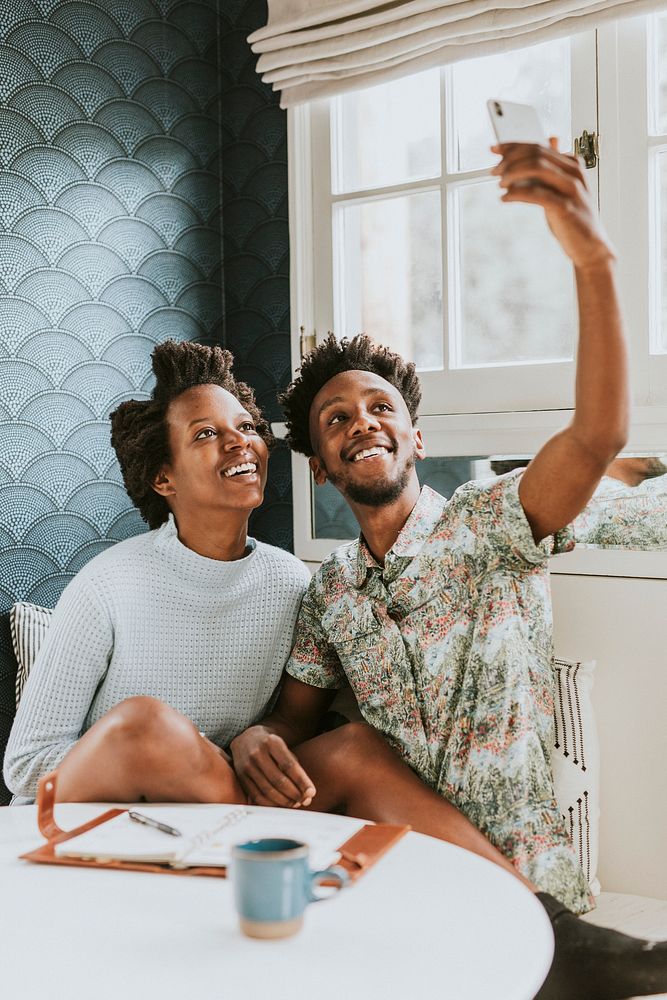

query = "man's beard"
(325, 451), (415, 507)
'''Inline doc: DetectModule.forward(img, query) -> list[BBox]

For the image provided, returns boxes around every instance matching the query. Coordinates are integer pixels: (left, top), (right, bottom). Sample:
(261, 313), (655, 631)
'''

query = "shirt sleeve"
(574, 479), (667, 549)
(452, 471), (575, 576)
(285, 579), (346, 690)
(3, 574), (113, 799)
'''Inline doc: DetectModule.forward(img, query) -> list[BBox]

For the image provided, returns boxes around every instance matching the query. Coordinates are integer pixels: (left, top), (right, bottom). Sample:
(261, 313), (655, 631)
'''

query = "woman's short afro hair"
(110, 339), (274, 530)
(278, 333), (422, 456)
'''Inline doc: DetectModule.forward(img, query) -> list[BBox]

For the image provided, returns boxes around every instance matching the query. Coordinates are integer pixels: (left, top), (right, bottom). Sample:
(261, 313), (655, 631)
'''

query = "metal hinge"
(574, 130), (599, 169)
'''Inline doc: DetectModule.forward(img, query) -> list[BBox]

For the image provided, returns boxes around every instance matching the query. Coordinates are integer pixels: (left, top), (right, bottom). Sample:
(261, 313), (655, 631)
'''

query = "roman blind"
(249, 0), (667, 107)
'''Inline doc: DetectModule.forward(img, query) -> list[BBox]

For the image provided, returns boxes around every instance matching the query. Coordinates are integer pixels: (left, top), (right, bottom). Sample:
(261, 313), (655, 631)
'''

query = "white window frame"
(305, 37), (598, 417)
(286, 16), (667, 578)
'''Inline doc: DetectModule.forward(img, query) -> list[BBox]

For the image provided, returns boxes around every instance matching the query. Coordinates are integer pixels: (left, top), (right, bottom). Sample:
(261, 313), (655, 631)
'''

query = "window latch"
(574, 129), (599, 169)
(299, 326), (317, 359)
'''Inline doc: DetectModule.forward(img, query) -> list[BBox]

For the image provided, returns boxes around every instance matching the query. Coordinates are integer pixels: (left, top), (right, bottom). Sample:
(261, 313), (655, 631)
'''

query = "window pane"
(313, 457), (485, 539)
(658, 152), (667, 353)
(449, 39), (571, 173)
(653, 13), (667, 134)
(332, 70), (441, 194)
(335, 191), (443, 369)
(453, 180), (575, 367)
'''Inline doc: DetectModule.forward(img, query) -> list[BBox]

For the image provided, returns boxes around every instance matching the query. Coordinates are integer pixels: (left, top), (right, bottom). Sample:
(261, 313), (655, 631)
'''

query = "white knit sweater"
(4, 516), (311, 799)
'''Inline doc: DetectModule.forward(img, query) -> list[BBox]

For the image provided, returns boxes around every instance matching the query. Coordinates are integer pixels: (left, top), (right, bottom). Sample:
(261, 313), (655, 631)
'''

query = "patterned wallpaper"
(219, 2), (293, 552)
(0, 0), (292, 801)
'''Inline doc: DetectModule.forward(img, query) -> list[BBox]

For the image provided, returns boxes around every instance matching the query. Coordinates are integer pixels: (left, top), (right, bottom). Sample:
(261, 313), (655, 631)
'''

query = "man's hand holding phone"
(487, 100), (614, 272)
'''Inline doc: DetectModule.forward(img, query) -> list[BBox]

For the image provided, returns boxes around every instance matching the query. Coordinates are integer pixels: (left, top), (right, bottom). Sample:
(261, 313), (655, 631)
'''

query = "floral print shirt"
(287, 474), (591, 913)
(574, 474), (667, 549)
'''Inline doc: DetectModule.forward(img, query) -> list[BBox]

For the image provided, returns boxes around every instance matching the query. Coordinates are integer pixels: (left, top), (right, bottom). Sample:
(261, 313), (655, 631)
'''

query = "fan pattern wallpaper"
(220, 2), (293, 553)
(0, 0), (292, 801)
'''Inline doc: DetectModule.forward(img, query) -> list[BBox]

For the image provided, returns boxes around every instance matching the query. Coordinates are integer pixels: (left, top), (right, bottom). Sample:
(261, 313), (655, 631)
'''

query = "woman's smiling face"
(152, 383), (269, 520)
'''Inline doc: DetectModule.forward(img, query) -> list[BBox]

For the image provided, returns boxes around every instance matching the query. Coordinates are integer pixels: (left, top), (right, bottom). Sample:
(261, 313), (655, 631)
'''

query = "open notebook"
(54, 804), (366, 870)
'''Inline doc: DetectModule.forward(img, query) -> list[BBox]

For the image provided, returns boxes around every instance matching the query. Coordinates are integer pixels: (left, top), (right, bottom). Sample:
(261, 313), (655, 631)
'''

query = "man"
(230, 143), (667, 998)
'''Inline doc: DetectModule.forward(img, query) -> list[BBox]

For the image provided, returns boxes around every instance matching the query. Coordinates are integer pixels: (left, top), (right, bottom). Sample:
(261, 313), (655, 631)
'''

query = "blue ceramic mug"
(230, 838), (348, 939)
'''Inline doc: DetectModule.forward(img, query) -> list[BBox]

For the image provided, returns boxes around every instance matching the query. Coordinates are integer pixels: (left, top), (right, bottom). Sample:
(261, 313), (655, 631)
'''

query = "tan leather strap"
(37, 771), (63, 839)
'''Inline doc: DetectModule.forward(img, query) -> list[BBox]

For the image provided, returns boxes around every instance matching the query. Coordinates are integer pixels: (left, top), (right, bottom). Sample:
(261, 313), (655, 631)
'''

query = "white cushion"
(551, 657), (601, 896)
(9, 601), (53, 706)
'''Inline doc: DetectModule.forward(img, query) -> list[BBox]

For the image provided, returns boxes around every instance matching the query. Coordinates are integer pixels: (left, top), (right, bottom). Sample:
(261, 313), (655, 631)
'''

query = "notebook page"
(54, 805), (366, 868)
(53, 805), (247, 863)
(180, 807), (366, 869)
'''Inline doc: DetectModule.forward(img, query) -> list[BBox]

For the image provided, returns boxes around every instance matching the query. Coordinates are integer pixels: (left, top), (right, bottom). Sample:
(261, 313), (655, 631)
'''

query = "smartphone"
(487, 100), (547, 146)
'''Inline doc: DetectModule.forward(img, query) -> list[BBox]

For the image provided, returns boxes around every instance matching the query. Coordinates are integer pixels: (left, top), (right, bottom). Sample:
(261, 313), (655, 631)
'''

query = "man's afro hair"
(278, 333), (422, 456)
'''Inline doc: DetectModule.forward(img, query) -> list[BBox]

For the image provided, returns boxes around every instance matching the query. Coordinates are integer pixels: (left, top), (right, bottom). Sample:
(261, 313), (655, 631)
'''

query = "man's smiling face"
(308, 370), (425, 507)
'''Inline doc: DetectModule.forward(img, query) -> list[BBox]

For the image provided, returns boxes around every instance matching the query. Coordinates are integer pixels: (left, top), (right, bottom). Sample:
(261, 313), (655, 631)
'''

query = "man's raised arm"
(492, 139), (629, 542)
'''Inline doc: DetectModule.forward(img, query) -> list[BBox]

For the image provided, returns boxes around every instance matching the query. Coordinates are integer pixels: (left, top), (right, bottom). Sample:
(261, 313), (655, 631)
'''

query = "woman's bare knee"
(57, 699), (232, 803)
(92, 697), (198, 755)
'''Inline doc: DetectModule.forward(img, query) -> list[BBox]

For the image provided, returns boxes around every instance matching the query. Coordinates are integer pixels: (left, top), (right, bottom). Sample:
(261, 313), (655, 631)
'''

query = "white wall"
(551, 573), (667, 899)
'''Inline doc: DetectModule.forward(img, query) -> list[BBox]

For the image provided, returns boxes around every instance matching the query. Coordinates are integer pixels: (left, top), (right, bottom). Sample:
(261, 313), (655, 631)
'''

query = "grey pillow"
(10, 601), (53, 706)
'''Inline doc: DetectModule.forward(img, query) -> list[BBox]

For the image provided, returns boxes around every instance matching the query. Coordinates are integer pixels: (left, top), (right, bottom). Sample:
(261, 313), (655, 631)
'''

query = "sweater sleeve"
(3, 574), (114, 799)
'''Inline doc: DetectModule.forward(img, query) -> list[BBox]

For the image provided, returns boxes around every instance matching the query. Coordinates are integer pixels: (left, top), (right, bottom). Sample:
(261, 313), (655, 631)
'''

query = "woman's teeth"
(224, 462), (257, 477)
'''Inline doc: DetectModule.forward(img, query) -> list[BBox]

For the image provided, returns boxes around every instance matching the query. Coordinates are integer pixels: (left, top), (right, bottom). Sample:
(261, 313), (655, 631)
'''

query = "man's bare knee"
(330, 721), (389, 761)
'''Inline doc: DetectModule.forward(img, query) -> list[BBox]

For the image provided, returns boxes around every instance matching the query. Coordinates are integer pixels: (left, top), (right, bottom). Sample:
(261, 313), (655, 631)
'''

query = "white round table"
(0, 804), (553, 1000)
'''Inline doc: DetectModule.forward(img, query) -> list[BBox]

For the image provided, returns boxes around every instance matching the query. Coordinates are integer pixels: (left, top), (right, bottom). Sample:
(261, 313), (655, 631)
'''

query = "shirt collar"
(354, 485), (447, 586)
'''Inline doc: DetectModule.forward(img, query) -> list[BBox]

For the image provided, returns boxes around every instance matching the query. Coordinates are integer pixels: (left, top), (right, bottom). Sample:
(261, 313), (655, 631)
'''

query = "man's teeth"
(352, 447), (389, 462)
(223, 462), (257, 477)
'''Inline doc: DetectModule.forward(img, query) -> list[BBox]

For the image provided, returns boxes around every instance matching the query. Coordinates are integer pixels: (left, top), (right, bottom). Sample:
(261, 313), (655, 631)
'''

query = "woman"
(4, 340), (308, 803)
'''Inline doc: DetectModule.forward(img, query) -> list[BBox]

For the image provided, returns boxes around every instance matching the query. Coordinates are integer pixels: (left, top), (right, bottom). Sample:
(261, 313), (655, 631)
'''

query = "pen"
(128, 810), (182, 837)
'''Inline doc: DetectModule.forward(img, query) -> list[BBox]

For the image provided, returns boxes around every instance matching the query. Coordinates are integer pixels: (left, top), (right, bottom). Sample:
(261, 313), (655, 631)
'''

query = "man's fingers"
(492, 144), (584, 180)
(492, 140), (566, 158)
(231, 732), (316, 807)
(265, 735), (316, 803)
(495, 153), (584, 186)
(498, 163), (584, 200)
(500, 185), (567, 211)
(252, 755), (307, 804)
(236, 770), (260, 803)
(242, 773), (284, 808)
(244, 762), (300, 807)
(244, 737), (316, 805)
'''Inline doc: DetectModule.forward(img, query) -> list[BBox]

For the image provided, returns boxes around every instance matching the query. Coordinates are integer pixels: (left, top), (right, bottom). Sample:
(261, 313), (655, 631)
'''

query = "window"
(304, 32), (597, 416)
(287, 14), (667, 562)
